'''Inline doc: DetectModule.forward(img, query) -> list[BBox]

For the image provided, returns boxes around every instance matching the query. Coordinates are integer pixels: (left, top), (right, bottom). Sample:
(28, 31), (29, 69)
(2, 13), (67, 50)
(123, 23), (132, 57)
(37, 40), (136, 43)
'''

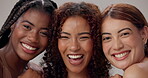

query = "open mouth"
(22, 43), (37, 51)
(67, 54), (84, 65)
(112, 50), (130, 61)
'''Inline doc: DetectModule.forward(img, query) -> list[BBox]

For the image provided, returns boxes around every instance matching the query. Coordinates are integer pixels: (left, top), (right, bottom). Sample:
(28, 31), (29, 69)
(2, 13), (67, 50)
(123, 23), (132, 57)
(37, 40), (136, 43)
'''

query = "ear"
(10, 23), (16, 32)
(141, 26), (148, 44)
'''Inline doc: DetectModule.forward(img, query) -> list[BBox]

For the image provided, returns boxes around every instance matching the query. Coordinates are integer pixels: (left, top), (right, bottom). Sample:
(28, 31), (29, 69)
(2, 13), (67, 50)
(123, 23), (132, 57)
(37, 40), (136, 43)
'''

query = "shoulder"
(123, 62), (148, 78)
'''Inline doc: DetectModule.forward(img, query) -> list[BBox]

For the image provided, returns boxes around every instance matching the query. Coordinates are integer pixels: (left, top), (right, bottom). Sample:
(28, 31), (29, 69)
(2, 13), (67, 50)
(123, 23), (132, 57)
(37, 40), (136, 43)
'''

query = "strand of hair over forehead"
(0, 0), (57, 37)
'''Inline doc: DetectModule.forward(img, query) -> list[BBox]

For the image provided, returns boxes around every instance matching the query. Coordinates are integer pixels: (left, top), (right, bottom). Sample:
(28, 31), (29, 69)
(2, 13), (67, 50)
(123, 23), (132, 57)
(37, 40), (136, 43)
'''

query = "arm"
(18, 68), (42, 78)
(110, 74), (123, 78)
(123, 64), (147, 78)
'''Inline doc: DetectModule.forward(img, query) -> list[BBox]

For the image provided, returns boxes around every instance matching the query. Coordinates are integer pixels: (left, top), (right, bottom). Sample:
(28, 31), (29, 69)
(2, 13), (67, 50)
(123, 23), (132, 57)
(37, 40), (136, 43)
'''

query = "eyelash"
(102, 37), (111, 41)
(59, 36), (69, 39)
(23, 25), (31, 30)
(120, 32), (130, 37)
(40, 32), (49, 37)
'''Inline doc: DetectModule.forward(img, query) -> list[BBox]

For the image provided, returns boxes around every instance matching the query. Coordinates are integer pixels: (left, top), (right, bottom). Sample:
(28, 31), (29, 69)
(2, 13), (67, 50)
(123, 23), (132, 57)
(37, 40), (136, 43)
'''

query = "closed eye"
(59, 36), (69, 39)
(102, 36), (111, 42)
(80, 36), (90, 41)
(120, 32), (130, 37)
(40, 32), (49, 37)
(23, 25), (31, 30)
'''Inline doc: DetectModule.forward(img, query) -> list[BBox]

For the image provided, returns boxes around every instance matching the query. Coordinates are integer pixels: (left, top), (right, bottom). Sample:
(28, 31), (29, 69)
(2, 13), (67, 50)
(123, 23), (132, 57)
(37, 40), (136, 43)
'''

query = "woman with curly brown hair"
(0, 0), (57, 78)
(43, 2), (110, 78)
(101, 3), (148, 78)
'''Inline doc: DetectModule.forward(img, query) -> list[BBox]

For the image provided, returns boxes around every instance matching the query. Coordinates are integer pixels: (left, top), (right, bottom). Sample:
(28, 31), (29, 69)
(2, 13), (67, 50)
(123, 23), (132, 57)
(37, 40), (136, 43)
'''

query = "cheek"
(102, 43), (111, 55)
(82, 40), (93, 54)
(40, 38), (48, 48)
(58, 40), (66, 54)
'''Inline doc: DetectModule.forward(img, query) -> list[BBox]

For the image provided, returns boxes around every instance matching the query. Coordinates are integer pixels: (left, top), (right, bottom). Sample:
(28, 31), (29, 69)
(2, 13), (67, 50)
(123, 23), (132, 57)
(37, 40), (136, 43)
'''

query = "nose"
(27, 31), (39, 43)
(113, 39), (124, 50)
(69, 39), (80, 52)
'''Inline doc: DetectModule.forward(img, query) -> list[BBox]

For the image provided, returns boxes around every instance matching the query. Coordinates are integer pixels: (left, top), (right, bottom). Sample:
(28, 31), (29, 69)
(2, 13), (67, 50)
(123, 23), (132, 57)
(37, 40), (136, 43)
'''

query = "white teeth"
(68, 55), (83, 59)
(22, 43), (36, 50)
(115, 52), (128, 58)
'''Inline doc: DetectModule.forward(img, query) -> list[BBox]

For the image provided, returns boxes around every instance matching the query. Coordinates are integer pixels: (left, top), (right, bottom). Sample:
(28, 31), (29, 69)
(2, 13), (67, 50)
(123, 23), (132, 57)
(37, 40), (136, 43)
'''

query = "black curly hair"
(43, 2), (111, 78)
(0, 0), (57, 48)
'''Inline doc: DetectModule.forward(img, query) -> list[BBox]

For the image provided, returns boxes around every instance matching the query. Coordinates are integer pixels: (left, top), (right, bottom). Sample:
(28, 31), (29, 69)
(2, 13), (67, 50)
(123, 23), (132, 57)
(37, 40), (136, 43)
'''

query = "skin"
(101, 17), (148, 78)
(0, 8), (50, 78)
(58, 16), (93, 78)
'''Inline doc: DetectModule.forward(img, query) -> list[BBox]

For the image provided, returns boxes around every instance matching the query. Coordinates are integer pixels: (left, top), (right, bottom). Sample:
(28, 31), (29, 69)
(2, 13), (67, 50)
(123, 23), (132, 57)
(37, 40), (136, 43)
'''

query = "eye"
(40, 31), (49, 37)
(102, 36), (111, 42)
(23, 25), (31, 30)
(80, 36), (90, 41)
(120, 32), (130, 38)
(59, 36), (69, 39)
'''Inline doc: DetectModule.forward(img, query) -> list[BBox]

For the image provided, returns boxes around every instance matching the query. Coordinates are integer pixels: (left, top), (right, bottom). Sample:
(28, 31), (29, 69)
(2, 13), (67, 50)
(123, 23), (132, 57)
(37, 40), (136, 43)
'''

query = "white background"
(1, 0), (148, 76)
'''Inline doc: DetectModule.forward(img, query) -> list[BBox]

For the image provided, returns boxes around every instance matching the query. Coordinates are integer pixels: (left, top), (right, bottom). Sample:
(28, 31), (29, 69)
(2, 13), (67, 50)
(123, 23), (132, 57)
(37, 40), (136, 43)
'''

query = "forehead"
(17, 8), (51, 27)
(62, 16), (90, 31)
(101, 17), (136, 32)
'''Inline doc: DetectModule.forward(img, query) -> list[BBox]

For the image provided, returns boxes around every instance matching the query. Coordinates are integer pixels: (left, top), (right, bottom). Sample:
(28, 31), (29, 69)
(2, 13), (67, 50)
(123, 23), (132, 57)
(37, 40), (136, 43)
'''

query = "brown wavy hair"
(43, 2), (110, 78)
(101, 3), (148, 57)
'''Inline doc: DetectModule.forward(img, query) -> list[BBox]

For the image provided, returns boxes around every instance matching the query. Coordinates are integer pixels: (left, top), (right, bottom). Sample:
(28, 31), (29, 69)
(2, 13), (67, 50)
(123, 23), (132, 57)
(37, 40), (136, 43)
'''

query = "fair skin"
(58, 16), (93, 78)
(101, 17), (148, 78)
(0, 8), (50, 78)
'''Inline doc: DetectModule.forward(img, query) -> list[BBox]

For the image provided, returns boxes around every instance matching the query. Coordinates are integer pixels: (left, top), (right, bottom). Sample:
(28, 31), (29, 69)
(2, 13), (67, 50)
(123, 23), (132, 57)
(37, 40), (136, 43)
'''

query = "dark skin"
(0, 8), (50, 78)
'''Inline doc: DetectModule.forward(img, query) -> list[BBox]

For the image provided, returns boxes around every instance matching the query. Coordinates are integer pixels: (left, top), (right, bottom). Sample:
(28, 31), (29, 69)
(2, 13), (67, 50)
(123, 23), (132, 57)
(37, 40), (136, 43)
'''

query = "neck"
(1, 42), (28, 75)
(67, 69), (90, 78)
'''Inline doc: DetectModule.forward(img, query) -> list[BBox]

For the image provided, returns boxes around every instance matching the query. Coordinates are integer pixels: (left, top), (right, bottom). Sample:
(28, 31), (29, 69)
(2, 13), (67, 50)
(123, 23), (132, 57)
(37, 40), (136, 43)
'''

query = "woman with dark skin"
(0, 0), (57, 78)
(101, 3), (148, 78)
(43, 2), (110, 78)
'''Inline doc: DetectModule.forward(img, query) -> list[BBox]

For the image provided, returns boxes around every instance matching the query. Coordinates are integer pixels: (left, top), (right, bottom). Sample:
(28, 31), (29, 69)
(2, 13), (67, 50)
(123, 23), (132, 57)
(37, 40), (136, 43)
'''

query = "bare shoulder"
(123, 62), (148, 78)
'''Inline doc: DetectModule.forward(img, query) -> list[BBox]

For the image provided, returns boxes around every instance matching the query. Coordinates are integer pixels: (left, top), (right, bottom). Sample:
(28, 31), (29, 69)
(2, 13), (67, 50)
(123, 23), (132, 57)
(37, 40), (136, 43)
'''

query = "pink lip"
(67, 54), (84, 66)
(112, 50), (130, 61)
(21, 42), (38, 54)
(69, 58), (84, 66)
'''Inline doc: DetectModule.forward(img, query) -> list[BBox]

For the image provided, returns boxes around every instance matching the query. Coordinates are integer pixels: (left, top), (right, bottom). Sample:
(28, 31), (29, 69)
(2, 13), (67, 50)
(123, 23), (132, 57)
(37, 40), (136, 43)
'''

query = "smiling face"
(101, 17), (147, 70)
(58, 16), (93, 74)
(10, 9), (50, 61)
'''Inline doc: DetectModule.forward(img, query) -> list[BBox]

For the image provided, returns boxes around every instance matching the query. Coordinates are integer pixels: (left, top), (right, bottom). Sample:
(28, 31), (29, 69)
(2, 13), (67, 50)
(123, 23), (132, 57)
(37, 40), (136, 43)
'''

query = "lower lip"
(21, 44), (37, 54)
(113, 52), (129, 61)
(68, 58), (84, 66)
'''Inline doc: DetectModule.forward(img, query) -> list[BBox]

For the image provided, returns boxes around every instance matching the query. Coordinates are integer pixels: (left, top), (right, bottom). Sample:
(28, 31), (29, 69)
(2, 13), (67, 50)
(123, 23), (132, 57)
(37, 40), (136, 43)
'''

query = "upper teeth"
(68, 55), (83, 59)
(114, 52), (128, 58)
(22, 43), (36, 50)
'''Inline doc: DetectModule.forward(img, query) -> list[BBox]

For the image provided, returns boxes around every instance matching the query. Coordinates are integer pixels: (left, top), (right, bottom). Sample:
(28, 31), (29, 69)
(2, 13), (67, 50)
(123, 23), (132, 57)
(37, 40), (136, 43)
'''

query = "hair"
(43, 2), (111, 78)
(101, 3), (148, 57)
(0, 0), (57, 48)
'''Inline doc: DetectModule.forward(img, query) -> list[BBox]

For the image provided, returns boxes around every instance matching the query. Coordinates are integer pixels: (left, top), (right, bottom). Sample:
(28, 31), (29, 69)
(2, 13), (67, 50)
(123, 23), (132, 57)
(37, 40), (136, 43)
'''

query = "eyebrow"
(21, 20), (49, 30)
(101, 32), (111, 35)
(60, 32), (90, 35)
(101, 28), (132, 36)
(118, 28), (132, 33)
(21, 20), (34, 26)
(78, 32), (90, 35)
(60, 32), (71, 35)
